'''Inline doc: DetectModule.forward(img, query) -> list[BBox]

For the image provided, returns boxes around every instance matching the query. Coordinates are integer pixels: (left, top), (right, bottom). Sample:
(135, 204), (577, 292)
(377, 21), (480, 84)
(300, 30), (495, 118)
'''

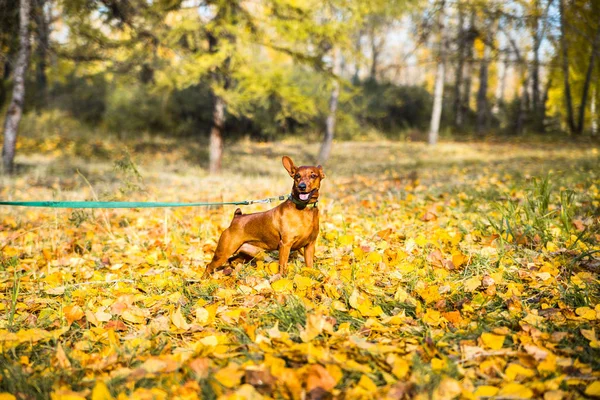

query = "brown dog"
(202, 156), (325, 278)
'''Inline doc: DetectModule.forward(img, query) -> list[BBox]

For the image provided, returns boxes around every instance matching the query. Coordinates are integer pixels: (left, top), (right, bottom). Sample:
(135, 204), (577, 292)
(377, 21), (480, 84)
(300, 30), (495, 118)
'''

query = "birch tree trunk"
(209, 95), (225, 174)
(559, 0), (576, 134)
(429, 1), (446, 146)
(2, 0), (31, 174)
(493, 55), (507, 115)
(592, 87), (598, 136)
(207, 32), (228, 174)
(317, 47), (341, 164)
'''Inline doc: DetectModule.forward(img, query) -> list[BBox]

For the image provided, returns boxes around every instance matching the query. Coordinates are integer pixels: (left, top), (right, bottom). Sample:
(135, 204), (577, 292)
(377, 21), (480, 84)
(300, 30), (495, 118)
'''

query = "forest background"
(1, 0), (599, 173)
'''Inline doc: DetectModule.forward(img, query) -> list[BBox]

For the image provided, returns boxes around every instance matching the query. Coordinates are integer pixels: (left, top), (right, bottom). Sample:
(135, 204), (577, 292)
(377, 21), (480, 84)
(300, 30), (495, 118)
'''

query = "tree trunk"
(34, 0), (49, 108)
(592, 87), (598, 136)
(352, 30), (362, 84)
(2, 0), (31, 174)
(209, 94), (225, 174)
(370, 31), (378, 81)
(592, 88), (598, 136)
(318, 47), (341, 164)
(476, 32), (490, 135)
(493, 55), (507, 114)
(429, 1), (446, 146)
(559, 0), (576, 134)
(531, 0), (541, 118)
(461, 8), (475, 123)
(575, 24), (600, 135)
(453, 3), (465, 127)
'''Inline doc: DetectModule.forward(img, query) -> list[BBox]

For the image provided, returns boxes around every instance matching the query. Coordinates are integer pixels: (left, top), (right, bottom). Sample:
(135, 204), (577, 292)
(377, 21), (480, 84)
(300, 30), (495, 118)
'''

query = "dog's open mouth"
(297, 189), (316, 202)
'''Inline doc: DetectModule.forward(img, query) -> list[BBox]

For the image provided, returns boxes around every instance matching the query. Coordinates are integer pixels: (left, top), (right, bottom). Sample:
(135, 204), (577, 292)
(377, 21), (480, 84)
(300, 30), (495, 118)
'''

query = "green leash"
(0, 195), (288, 209)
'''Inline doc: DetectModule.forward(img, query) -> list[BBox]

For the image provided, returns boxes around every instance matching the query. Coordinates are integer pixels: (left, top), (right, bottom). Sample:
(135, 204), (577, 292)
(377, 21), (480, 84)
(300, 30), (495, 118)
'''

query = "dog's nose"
(298, 182), (307, 190)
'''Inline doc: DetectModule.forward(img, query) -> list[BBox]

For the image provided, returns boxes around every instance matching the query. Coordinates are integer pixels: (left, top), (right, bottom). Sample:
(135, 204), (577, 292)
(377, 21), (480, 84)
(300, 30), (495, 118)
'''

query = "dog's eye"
(294, 174), (301, 179)
(311, 174), (317, 179)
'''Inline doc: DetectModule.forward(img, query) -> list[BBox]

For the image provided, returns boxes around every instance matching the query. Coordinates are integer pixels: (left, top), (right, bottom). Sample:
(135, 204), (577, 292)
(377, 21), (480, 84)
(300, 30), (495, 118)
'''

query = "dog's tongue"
(299, 193), (310, 201)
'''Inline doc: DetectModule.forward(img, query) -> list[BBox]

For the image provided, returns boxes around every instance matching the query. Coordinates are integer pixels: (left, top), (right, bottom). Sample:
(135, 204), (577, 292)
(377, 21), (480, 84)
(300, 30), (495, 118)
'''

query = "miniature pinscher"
(202, 156), (325, 278)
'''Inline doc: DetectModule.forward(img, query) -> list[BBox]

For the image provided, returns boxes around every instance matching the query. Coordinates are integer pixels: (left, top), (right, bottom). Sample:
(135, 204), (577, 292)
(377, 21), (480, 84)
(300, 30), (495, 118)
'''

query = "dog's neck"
(288, 193), (318, 209)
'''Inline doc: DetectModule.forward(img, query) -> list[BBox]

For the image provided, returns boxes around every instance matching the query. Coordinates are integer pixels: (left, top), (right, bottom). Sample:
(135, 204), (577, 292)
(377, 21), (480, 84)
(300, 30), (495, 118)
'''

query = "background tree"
(428, 0), (446, 145)
(2, 0), (32, 174)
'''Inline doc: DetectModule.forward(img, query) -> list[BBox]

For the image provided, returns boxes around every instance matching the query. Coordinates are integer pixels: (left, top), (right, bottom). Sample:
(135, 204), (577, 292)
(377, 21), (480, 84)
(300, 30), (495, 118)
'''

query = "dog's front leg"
(278, 240), (292, 276)
(304, 241), (315, 269)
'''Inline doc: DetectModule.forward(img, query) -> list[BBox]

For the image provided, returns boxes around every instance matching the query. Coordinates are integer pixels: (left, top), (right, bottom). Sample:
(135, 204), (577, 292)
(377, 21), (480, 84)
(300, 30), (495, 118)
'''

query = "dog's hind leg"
(202, 228), (244, 278)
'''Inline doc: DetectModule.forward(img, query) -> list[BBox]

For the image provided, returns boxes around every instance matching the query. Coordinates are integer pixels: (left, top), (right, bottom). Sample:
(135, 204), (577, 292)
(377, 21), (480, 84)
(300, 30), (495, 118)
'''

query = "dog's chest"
(279, 206), (319, 247)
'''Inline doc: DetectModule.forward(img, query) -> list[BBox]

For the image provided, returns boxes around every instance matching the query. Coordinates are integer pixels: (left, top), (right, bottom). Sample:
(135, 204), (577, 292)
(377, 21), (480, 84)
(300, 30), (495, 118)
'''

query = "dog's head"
(282, 156), (325, 205)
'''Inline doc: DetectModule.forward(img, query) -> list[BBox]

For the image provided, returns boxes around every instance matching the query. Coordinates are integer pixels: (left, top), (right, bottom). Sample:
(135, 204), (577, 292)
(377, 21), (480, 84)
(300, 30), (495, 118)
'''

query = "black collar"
(289, 194), (318, 209)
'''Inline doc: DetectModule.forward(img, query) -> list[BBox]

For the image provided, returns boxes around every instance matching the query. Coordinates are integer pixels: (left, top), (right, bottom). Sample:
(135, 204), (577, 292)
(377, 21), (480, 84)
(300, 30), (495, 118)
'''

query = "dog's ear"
(317, 165), (325, 179)
(282, 156), (296, 177)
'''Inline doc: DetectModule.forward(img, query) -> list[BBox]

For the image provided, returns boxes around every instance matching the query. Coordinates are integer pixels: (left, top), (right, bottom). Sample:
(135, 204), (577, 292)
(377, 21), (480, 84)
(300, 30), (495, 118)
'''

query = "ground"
(0, 136), (599, 399)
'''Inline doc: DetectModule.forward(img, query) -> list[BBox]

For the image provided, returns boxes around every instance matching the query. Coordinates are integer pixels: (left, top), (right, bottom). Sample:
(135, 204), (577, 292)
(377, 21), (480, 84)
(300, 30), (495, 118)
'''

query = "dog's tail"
(233, 208), (243, 218)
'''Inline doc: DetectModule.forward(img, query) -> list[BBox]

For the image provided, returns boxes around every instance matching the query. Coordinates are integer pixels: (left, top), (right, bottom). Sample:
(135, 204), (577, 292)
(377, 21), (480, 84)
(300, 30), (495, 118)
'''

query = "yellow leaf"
(267, 262), (279, 274)
(358, 303), (383, 317)
(55, 343), (71, 369)
(480, 332), (505, 350)
(499, 383), (533, 399)
(63, 305), (84, 325)
(544, 390), (565, 400)
(121, 309), (146, 324)
(50, 390), (86, 400)
(431, 358), (446, 371)
(464, 276), (481, 292)
(348, 289), (383, 317)
(522, 313), (545, 326)
(233, 384), (264, 400)
(140, 358), (169, 373)
(451, 251), (468, 268)
(473, 386), (499, 397)
(581, 328), (597, 341)
(95, 309), (112, 322)
(46, 286), (65, 295)
(367, 252), (383, 264)
(195, 307), (210, 325)
(537, 353), (557, 374)
(435, 377), (461, 399)
(394, 286), (409, 302)
(91, 381), (113, 400)
(171, 307), (190, 331)
(422, 309), (443, 326)
(0, 394), (17, 400)
(294, 275), (317, 292)
(300, 313), (326, 342)
(339, 235), (354, 245)
(214, 364), (244, 388)
(357, 374), (377, 391)
(200, 335), (218, 347)
(417, 285), (441, 304)
(576, 307), (596, 320)
(391, 358), (409, 379)
(585, 381), (600, 397)
(271, 279), (293, 293)
(504, 363), (536, 381)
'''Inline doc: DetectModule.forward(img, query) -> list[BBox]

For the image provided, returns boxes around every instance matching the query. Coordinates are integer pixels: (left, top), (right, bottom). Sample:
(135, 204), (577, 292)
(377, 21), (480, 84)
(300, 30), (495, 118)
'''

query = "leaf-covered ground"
(1, 138), (599, 399)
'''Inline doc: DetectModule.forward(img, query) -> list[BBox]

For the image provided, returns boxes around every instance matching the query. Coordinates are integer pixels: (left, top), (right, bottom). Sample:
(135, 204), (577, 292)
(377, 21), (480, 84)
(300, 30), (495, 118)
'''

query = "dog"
(202, 156), (325, 278)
